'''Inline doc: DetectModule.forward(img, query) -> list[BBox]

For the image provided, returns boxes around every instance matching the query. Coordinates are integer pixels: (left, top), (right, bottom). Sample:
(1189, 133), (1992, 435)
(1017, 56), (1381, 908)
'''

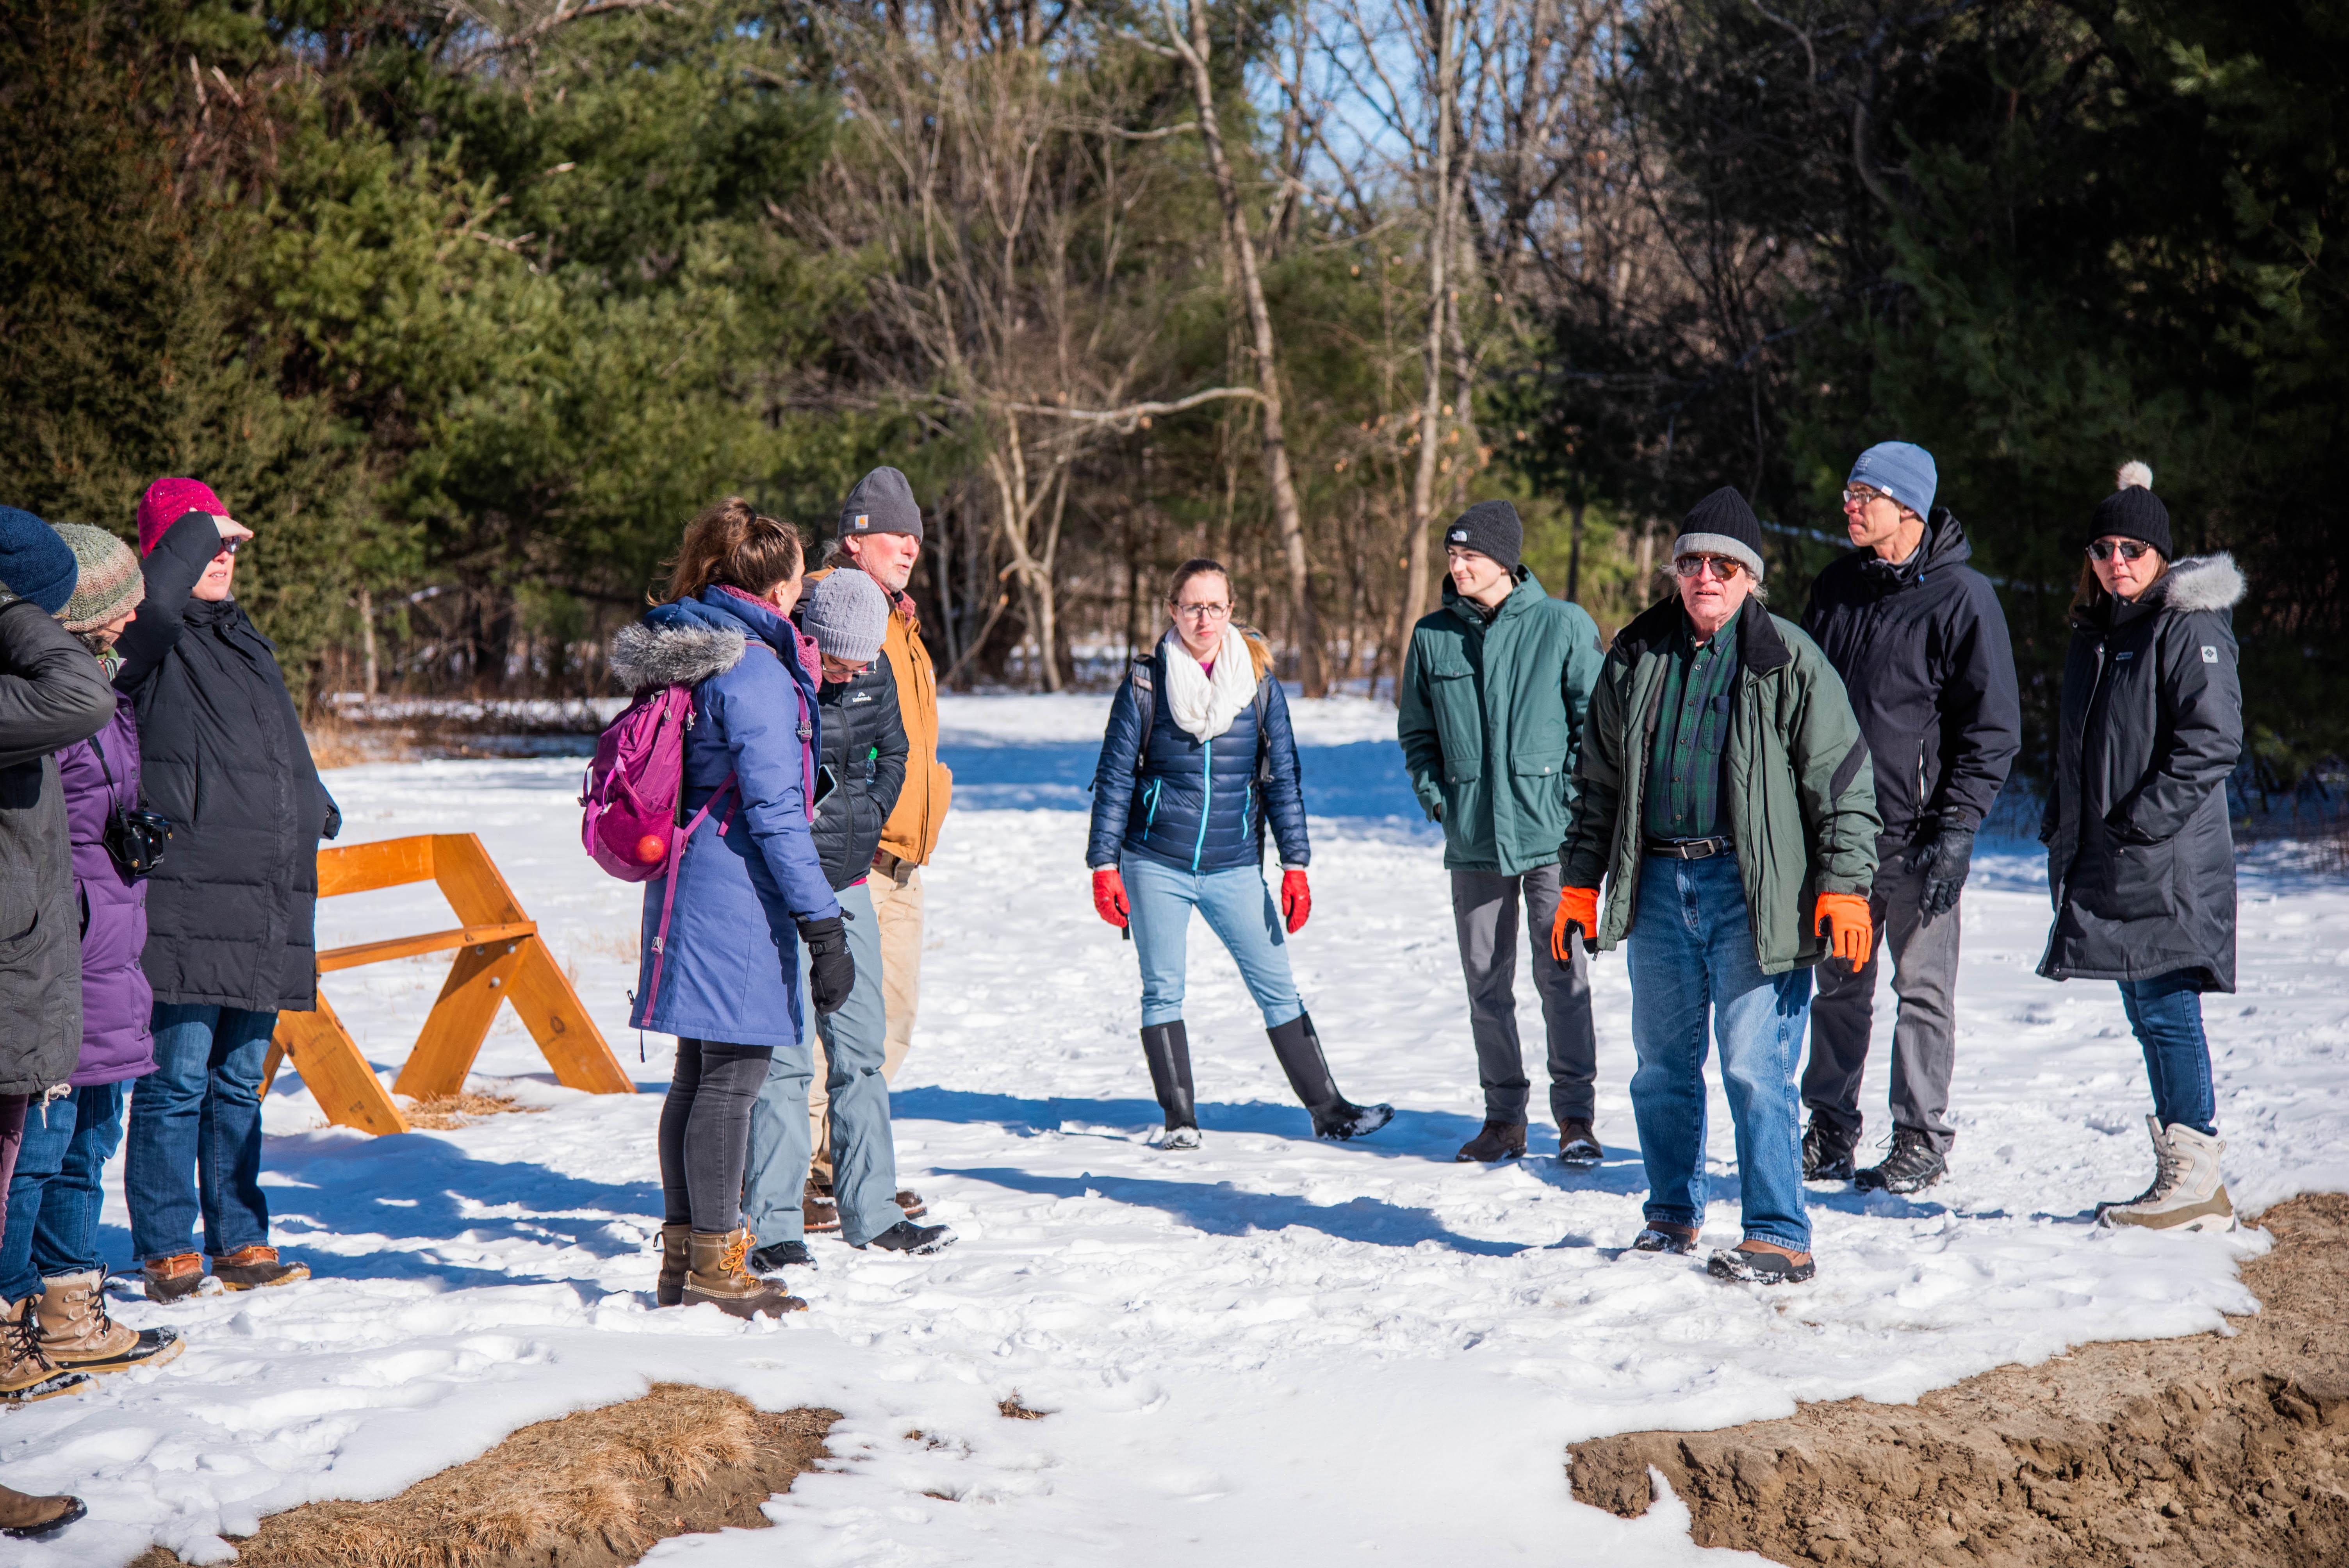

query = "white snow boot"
(2098, 1115), (2234, 1233)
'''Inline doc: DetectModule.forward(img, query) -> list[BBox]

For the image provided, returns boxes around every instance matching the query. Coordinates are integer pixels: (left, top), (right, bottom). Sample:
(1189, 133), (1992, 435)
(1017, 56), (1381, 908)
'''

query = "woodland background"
(3, 0), (2344, 786)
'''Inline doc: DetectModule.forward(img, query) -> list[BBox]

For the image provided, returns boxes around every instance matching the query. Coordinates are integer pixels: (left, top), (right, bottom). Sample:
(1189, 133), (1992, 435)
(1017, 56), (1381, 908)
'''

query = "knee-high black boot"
(1140, 1022), (1197, 1133)
(1266, 1013), (1394, 1142)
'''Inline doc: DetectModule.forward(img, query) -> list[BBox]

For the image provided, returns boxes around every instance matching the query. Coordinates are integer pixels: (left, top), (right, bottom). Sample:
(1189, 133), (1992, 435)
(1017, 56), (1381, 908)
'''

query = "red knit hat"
(138, 477), (228, 557)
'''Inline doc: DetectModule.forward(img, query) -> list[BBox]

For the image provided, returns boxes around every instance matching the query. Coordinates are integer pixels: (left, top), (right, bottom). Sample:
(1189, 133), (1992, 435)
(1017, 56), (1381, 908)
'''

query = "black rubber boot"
(1140, 1022), (1198, 1133)
(1267, 1014), (1393, 1141)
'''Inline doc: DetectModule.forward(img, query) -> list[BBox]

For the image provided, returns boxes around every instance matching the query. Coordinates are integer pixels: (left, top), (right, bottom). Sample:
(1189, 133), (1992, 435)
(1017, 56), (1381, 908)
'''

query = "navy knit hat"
(0, 508), (79, 616)
(1846, 441), (1937, 519)
(838, 467), (924, 543)
(2093, 461), (2172, 557)
(1674, 488), (1766, 581)
(1443, 500), (1523, 572)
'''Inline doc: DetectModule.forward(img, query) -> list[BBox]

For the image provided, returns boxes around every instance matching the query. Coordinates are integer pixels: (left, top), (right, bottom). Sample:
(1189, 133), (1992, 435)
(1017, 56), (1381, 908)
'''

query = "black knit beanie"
(1674, 487), (1766, 581)
(2092, 481), (2172, 558)
(1443, 500), (1522, 572)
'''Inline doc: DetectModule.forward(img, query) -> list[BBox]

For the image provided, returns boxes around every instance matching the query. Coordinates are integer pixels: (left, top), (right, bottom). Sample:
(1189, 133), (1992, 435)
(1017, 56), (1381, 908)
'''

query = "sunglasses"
(213, 539), (243, 558)
(1674, 554), (1745, 581)
(2087, 538), (2153, 563)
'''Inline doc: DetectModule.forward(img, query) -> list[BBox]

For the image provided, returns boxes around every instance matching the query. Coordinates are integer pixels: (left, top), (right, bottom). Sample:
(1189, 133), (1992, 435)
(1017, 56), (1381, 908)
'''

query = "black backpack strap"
(1128, 653), (1156, 743)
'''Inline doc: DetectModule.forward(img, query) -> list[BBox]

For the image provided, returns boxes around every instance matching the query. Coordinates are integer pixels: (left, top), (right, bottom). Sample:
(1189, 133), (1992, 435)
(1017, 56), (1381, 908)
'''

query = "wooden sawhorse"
(262, 833), (634, 1133)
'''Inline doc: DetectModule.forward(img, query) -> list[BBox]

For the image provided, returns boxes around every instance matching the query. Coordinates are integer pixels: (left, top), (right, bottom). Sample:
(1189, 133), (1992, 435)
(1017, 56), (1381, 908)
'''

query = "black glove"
(799, 916), (855, 1015)
(1904, 825), (1975, 919)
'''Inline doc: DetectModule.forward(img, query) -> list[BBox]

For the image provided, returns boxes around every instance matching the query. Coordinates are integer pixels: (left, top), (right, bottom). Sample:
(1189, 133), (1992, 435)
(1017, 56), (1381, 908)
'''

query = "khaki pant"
(809, 861), (924, 1183)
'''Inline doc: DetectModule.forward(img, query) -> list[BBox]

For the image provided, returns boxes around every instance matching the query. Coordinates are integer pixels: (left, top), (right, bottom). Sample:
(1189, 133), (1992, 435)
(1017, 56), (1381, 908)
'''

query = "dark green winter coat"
(1561, 596), (1882, 975)
(1398, 569), (1605, 877)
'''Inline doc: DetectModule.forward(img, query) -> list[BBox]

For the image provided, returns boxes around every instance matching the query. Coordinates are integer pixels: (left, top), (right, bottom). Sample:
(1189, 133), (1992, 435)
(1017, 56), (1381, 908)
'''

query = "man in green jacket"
(1399, 500), (1607, 1165)
(1554, 488), (1880, 1285)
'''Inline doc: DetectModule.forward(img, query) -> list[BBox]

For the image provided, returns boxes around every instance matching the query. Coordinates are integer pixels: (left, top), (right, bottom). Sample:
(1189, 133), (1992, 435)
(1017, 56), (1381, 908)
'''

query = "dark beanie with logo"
(838, 466), (924, 543)
(1444, 500), (1523, 572)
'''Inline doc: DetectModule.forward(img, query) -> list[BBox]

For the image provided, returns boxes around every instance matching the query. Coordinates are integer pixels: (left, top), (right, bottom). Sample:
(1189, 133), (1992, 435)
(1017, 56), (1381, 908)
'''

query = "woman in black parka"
(2039, 465), (2242, 1236)
(116, 479), (339, 1303)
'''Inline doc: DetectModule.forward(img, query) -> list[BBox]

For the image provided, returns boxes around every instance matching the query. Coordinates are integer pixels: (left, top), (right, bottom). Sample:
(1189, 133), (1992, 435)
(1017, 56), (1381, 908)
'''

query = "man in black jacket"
(1800, 443), (2020, 1194)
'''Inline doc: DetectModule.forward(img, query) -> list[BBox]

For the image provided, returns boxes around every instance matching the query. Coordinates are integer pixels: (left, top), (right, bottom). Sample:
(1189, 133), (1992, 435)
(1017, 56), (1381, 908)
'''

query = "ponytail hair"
(658, 497), (804, 606)
(1166, 557), (1232, 603)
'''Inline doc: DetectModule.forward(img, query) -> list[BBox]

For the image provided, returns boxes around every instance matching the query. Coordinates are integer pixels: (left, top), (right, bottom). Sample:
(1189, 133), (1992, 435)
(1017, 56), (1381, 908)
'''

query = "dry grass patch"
(998, 1392), (1049, 1420)
(405, 1091), (544, 1131)
(136, 1384), (838, 1568)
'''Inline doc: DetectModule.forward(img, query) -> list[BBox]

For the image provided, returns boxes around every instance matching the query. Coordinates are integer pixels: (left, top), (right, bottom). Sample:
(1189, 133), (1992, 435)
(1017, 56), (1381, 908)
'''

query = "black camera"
(103, 809), (173, 879)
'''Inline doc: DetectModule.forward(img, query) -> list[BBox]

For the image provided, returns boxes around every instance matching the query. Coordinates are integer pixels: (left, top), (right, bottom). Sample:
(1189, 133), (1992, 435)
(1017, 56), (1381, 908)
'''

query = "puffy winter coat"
(1398, 568), (1605, 876)
(612, 587), (840, 1049)
(808, 565), (953, 867)
(2039, 554), (2244, 993)
(1087, 630), (1308, 873)
(807, 650), (907, 890)
(0, 602), (116, 1096)
(115, 511), (341, 1013)
(1562, 597), (1882, 975)
(1801, 510), (2021, 844)
(59, 690), (154, 1085)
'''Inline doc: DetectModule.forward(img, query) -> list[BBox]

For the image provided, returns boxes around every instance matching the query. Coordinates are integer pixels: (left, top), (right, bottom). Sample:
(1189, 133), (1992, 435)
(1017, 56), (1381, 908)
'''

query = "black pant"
(659, 1039), (774, 1233)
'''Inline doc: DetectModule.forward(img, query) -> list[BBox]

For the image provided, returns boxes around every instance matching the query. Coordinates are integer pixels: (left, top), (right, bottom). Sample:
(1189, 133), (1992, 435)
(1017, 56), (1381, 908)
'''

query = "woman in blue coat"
(1088, 559), (1390, 1149)
(610, 499), (853, 1319)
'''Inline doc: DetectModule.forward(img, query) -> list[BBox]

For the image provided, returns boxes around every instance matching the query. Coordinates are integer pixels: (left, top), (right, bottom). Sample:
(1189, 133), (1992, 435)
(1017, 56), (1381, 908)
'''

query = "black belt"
(1645, 836), (1733, 860)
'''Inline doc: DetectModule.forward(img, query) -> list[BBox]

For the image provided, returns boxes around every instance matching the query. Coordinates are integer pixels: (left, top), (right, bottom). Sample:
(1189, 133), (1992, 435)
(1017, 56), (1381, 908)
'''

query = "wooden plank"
(271, 993), (410, 1135)
(317, 836), (436, 899)
(392, 940), (525, 1100)
(430, 834), (528, 927)
(506, 937), (636, 1095)
(317, 921), (537, 974)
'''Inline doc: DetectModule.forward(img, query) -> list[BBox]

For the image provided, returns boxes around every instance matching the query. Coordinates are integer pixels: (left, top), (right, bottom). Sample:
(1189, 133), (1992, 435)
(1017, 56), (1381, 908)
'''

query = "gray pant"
(659, 1039), (773, 1234)
(1450, 865), (1597, 1125)
(1801, 848), (1960, 1152)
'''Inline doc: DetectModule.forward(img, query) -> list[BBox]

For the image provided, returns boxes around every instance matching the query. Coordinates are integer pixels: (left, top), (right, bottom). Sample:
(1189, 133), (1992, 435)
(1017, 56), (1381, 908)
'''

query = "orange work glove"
(1280, 868), (1311, 934)
(1814, 892), (1873, 969)
(1550, 885), (1601, 962)
(1092, 866), (1130, 929)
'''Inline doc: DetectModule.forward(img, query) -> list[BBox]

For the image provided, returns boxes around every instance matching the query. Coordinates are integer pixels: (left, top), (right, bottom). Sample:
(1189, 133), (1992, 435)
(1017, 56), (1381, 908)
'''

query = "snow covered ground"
(10, 693), (2346, 1566)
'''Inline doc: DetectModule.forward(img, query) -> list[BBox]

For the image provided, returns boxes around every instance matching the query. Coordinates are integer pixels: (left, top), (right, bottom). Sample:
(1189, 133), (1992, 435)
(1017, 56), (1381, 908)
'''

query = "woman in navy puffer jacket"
(610, 499), (848, 1321)
(1088, 558), (1390, 1150)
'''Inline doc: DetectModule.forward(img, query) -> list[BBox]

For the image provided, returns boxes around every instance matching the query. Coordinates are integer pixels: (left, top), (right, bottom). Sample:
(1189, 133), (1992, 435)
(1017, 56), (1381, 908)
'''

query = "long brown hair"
(657, 497), (803, 605)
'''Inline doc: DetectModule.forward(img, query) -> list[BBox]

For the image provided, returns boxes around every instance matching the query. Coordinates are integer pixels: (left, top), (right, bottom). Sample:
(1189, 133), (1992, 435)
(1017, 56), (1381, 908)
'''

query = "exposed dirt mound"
(135, 1384), (839, 1568)
(1570, 1194), (2349, 1566)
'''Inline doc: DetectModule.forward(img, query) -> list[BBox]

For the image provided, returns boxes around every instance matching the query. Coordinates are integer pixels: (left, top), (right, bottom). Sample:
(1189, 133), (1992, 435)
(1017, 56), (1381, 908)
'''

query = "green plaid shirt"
(1644, 615), (1740, 840)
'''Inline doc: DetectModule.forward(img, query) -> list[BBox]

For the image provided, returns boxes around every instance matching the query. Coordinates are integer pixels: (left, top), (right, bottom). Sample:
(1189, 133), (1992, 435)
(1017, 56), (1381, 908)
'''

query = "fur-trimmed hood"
(609, 617), (745, 694)
(2146, 552), (2246, 615)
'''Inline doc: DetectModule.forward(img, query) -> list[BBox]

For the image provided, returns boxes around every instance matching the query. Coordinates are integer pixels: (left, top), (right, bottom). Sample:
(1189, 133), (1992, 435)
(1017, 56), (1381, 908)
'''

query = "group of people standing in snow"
(618, 471), (958, 1319)
(0, 480), (343, 1539)
(1086, 445), (2246, 1287)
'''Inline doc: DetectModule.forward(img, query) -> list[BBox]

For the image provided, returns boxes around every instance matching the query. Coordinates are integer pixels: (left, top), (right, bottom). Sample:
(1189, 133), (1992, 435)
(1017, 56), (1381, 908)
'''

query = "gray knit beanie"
(55, 524), (145, 633)
(802, 568), (891, 665)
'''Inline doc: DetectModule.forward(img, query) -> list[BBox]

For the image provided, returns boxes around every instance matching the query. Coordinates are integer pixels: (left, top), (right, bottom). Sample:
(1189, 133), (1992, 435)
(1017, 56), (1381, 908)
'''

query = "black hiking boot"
(856, 1220), (957, 1256)
(1267, 1014), (1393, 1142)
(1802, 1118), (1859, 1183)
(1855, 1126), (1948, 1195)
(748, 1240), (817, 1273)
(1556, 1119), (1602, 1168)
(1141, 1021), (1200, 1146)
(1456, 1120), (1527, 1163)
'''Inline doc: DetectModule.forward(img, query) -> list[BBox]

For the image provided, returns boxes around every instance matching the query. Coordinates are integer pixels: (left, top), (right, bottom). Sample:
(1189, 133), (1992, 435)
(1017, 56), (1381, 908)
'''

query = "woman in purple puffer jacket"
(0, 526), (178, 1376)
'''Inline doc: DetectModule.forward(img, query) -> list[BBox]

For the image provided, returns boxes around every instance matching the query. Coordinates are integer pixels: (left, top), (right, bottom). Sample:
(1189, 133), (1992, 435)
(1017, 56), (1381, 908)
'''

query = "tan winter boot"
(210, 1245), (309, 1291)
(683, 1228), (805, 1319)
(2099, 1116), (2235, 1233)
(36, 1271), (183, 1374)
(656, 1223), (690, 1308)
(0, 1479), (86, 1541)
(0, 1300), (91, 1405)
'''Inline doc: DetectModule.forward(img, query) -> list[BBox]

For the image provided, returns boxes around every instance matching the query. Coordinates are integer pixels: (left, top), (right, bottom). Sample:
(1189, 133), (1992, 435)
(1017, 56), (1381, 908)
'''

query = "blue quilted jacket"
(1087, 633), (1309, 873)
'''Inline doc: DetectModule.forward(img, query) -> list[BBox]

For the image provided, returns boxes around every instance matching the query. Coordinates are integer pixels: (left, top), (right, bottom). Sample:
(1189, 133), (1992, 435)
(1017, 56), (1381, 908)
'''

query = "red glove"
(1814, 892), (1873, 969)
(1091, 866), (1130, 929)
(1280, 868), (1311, 934)
(1551, 885), (1600, 962)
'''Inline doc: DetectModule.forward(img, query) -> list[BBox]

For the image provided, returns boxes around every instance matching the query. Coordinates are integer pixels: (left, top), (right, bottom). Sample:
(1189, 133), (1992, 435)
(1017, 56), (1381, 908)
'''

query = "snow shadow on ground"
(938, 1165), (1531, 1254)
(938, 737), (1423, 819)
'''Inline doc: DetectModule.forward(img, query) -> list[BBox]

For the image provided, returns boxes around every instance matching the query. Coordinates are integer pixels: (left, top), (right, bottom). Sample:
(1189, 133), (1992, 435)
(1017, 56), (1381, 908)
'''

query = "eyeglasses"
(1172, 602), (1232, 621)
(1841, 485), (1890, 508)
(1674, 554), (1745, 581)
(2087, 538), (2153, 563)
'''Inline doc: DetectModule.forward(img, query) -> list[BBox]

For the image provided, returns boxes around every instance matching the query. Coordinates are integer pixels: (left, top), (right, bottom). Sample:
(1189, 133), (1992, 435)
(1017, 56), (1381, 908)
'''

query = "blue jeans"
(1625, 855), (1813, 1251)
(2118, 971), (2217, 1136)
(743, 881), (901, 1247)
(0, 1083), (127, 1301)
(1123, 857), (1303, 1030)
(127, 1004), (277, 1262)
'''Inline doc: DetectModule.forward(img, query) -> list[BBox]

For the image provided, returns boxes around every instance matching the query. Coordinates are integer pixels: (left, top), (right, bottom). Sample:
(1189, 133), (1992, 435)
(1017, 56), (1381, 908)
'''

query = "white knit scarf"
(1161, 624), (1255, 740)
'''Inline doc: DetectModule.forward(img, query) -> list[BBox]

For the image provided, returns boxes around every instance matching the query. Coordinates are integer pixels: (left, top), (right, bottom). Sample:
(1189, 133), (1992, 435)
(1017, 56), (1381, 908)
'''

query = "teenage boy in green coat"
(1399, 501), (1608, 1165)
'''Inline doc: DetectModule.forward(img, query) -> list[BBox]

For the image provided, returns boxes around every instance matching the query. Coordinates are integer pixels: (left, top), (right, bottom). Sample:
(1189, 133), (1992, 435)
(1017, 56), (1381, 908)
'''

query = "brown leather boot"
(683, 1228), (805, 1319)
(803, 1176), (841, 1235)
(36, 1272), (182, 1374)
(656, 1223), (690, 1308)
(144, 1251), (206, 1304)
(1454, 1119), (1527, 1163)
(0, 1300), (91, 1405)
(0, 1480), (86, 1541)
(210, 1245), (309, 1291)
